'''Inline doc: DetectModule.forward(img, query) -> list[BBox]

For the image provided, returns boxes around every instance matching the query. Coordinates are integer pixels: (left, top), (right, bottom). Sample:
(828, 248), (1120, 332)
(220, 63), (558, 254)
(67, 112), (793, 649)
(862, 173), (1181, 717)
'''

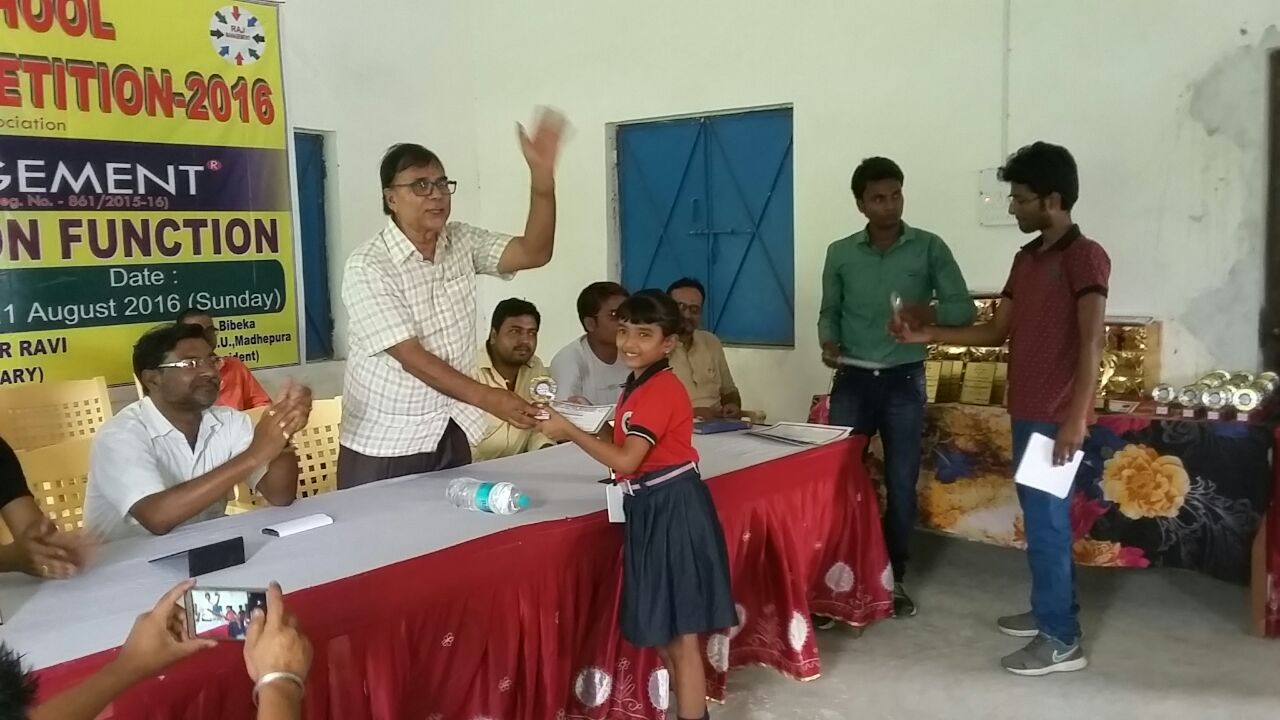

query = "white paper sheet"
(748, 422), (852, 447)
(1013, 432), (1083, 499)
(262, 513), (333, 538)
(604, 484), (626, 523)
(550, 401), (614, 434)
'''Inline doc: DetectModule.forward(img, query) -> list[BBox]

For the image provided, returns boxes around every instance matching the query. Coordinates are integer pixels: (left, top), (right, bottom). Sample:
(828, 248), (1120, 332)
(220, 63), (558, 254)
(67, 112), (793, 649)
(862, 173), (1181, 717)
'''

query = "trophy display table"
(3, 433), (890, 720)
(809, 395), (1279, 637)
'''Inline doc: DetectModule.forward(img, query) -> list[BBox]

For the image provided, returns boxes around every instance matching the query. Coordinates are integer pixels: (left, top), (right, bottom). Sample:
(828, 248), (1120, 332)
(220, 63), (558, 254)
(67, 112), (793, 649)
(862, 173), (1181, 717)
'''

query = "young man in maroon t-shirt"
(896, 142), (1107, 676)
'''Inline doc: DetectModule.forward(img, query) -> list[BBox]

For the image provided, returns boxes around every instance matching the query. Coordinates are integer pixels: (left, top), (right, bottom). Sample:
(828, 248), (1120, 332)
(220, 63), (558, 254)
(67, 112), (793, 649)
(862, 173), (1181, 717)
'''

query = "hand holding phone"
(184, 586), (268, 642)
(117, 580), (217, 679)
(244, 582), (312, 686)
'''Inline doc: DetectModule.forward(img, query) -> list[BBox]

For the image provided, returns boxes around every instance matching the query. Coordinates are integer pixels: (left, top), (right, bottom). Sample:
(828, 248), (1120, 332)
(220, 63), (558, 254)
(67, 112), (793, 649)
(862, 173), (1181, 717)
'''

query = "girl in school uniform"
(538, 289), (735, 720)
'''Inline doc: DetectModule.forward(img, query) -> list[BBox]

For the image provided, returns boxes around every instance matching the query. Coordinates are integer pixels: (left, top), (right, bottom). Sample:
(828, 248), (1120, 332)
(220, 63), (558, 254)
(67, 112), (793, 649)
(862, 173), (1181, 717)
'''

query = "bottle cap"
(517, 494), (530, 509)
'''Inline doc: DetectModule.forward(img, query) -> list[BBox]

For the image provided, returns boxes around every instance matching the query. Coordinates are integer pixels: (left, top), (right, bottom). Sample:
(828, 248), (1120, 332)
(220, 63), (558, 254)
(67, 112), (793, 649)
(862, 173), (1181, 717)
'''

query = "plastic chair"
(226, 398), (343, 514)
(0, 377), (113, 451)
(14, 437), (93, 533)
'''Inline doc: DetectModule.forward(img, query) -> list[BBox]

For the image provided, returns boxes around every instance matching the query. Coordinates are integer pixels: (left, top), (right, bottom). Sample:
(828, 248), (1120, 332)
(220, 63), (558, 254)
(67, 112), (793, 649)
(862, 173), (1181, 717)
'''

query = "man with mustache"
(84, 323), (310, 540)
(339, 109), (566, 487)
(472, 299), (555, 461)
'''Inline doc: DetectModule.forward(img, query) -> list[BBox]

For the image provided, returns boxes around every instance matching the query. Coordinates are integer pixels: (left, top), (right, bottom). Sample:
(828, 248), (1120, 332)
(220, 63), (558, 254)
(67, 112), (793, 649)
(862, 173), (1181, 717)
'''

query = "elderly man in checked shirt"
(337, 109), (567, 488)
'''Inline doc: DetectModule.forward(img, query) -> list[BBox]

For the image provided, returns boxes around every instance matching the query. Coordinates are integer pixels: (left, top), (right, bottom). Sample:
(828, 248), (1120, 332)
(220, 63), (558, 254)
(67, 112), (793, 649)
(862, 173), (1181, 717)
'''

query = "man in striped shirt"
(337, 109), (566, 488)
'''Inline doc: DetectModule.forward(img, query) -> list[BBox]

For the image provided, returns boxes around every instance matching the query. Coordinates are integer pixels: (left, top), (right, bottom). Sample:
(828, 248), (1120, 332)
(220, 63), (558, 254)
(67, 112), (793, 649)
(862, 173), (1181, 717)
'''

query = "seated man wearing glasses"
(338, 109), (566, 489)
(175, 307), (272, 411)
(84, 324), (311, 540)
(666, 278), (749, 420)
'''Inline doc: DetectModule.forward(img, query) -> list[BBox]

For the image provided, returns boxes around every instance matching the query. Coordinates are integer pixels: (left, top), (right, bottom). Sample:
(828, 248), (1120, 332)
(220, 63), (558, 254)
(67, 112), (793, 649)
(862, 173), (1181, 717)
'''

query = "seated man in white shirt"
(472, 299), (556, 461)
(549, 281), (630, 406)
(84, 323), (311, 540)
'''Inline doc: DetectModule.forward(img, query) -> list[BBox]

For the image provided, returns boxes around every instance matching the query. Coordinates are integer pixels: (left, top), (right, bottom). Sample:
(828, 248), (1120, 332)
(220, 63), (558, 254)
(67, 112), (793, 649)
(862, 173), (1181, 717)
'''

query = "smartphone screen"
(184, 587), (267, 641)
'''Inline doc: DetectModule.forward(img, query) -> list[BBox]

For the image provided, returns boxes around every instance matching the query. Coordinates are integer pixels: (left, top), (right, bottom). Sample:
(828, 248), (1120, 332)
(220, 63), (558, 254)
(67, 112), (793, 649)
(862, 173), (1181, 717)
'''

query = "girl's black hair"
(615, 289), (683, 336)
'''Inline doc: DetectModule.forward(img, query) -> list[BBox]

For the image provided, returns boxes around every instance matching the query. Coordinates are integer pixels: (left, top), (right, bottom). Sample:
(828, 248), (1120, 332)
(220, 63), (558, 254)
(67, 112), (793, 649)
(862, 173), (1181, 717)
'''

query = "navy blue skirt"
(620, 466), (736, 648)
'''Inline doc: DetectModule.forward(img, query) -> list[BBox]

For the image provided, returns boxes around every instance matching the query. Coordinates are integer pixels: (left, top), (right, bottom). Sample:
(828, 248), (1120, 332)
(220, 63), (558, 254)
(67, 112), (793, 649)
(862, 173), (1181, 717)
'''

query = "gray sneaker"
(997, 612), (1085, 640)
(996, 611), (1039, 638)
(1001, 633), (1087, 676)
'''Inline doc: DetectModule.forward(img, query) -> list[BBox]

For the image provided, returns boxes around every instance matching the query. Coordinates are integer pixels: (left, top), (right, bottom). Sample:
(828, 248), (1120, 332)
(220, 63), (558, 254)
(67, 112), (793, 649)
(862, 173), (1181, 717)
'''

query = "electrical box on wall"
(978, 168), (1016, 226)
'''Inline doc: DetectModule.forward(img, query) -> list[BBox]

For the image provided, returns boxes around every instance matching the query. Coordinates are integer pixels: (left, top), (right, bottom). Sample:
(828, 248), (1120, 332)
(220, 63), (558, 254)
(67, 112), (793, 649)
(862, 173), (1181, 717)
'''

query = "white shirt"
(549, 335), (631, 406)
(84, 397), (266, 541)
(341, 219), (514, 457)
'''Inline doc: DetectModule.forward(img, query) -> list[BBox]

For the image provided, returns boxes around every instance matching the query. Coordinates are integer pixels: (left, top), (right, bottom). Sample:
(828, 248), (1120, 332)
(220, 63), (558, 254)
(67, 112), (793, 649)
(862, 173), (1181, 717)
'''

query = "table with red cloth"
(809, 396), (1279, 636)
(3, 433), (891, 720)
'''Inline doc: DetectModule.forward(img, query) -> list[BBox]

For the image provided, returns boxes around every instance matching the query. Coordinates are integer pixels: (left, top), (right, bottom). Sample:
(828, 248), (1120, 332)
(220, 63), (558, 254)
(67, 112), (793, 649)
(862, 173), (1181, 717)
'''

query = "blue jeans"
(1011, 420), (1081, 644)
(829, 363), (925, 583)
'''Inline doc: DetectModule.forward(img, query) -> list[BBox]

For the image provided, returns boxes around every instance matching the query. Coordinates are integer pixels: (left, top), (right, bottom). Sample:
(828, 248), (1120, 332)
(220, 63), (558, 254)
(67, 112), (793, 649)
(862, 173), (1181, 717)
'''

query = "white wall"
(267, 0), (1278, 423)
(1005, 2), (1278, 388)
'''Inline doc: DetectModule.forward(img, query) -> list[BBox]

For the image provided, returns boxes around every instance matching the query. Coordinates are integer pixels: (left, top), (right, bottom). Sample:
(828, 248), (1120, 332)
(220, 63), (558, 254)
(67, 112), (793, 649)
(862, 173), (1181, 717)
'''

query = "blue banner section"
(0, 135), (290, 212)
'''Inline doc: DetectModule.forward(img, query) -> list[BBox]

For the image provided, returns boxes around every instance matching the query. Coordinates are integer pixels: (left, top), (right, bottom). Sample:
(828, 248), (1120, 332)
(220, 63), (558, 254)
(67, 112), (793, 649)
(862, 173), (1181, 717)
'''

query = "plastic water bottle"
(446, 478), (530, 515)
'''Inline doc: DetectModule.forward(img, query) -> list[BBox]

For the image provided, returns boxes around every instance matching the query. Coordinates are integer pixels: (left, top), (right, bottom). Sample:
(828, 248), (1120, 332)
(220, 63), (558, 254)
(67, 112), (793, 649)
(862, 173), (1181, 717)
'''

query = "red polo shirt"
(613, 361), (699, 480)
(1000, 225), (1110, 423)
(216, 356), (272, 411)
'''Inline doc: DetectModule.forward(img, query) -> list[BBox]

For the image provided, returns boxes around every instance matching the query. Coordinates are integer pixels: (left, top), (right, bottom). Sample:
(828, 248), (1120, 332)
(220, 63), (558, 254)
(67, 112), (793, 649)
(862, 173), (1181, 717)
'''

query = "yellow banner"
(0, 0), (297, 386)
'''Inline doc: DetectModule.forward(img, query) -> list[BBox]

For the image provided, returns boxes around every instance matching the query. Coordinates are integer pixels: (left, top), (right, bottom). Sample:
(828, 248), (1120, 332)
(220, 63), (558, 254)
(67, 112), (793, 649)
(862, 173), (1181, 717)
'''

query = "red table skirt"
(33, 438), (891, 719)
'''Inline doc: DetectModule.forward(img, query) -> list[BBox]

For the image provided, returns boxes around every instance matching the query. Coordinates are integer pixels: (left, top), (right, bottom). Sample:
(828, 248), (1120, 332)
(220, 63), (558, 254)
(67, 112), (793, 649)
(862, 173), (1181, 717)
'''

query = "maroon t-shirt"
(613, 361), (699, 481)
(1000, 226), (1110, 423)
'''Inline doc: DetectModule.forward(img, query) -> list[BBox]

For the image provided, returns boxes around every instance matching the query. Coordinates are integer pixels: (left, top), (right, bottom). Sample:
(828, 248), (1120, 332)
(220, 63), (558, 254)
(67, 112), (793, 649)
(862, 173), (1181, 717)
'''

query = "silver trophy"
(529, 375), (557, 420)
(1150, 384), (1177, 406)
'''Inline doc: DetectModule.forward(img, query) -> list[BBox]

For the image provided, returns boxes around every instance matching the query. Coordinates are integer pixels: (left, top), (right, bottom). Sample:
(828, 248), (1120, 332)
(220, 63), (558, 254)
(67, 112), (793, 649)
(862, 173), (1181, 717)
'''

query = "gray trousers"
(335, 421), (471, 490)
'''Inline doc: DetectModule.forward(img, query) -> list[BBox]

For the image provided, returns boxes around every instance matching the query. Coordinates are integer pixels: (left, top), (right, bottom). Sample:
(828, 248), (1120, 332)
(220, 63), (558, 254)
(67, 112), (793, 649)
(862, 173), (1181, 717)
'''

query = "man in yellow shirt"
(667, 278), (745, 419)
(473, 299), (556, 461)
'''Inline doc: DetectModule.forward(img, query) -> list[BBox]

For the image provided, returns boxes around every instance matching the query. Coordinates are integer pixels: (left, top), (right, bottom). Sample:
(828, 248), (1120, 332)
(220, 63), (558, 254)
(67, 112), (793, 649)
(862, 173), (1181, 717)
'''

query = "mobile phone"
(184, 586), (267, 642)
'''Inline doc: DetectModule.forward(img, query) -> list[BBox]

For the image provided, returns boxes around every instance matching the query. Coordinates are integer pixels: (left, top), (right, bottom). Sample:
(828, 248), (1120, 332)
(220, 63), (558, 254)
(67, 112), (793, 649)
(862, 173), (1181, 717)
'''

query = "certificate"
(549, 401), (615, 434)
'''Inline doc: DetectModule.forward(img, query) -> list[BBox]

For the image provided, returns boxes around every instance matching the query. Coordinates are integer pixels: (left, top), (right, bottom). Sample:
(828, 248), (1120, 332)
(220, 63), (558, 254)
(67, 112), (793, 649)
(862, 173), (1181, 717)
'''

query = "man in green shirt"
(818, 157), (975, 620)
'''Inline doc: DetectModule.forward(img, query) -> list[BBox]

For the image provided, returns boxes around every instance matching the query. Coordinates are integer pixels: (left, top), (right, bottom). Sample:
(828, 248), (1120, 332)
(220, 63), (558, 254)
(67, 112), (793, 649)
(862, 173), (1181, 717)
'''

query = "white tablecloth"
(0, 432), (809, 670)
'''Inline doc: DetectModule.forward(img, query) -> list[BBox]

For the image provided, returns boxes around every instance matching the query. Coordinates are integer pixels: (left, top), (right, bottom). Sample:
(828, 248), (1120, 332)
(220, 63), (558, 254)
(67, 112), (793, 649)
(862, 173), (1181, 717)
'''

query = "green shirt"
(818, 223), (975, 366)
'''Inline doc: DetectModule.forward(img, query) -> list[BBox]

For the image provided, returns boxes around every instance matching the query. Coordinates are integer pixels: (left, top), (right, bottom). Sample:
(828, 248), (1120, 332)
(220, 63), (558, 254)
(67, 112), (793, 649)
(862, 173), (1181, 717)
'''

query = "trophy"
(889, 290), (904, 320)
(1096, 352), (1118, 409)
(1232, 372), (1277, 417)
(1177, 384), (1206, 408)
(528, 375), (557, 420)
(1228, 372), (1254, 387)
(1150, 383), (1177, 406)
(1232, 385), (1264, 414)
(1200, 385), (1236, 413)
(1197, 370), (1232, 388)
(1257, 371), (1278, 394)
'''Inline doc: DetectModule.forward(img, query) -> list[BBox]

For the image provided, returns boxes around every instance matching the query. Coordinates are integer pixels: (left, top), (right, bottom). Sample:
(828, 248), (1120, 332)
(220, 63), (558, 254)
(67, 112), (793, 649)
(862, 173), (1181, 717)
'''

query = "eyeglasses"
(389, 177), (458, 197)
(1008, 193), (1042, 207)
(676, 302), (702, 315)
(156, 356), (221, 371)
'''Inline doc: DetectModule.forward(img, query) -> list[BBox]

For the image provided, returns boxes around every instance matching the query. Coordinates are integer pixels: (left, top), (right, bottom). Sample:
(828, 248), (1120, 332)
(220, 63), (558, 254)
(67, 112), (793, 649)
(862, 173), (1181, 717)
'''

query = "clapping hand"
(252, 379), (313, 458)
(14, 519), (94, 579)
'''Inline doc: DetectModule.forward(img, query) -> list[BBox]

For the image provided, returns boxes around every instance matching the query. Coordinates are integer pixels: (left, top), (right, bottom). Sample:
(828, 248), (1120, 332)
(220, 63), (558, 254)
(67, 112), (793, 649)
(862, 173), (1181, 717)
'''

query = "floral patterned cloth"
(809, 397), (1274, 585)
